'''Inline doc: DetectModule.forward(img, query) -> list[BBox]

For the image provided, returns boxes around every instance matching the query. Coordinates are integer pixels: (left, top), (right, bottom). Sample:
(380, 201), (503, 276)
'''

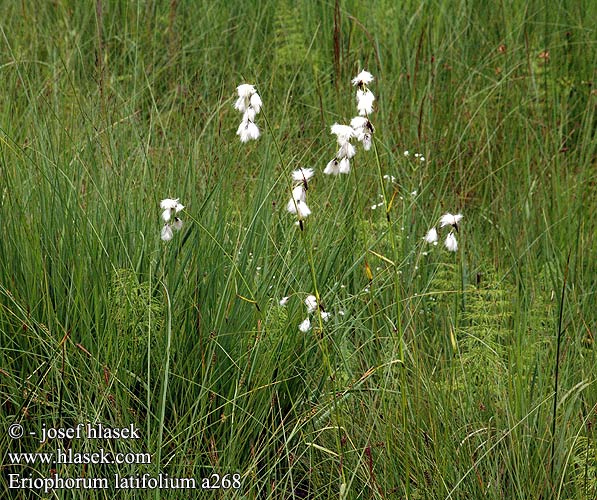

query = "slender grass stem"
(155, 283), (172, 500)
(550, 250), (571, 481)
(371, 131), (409, 496)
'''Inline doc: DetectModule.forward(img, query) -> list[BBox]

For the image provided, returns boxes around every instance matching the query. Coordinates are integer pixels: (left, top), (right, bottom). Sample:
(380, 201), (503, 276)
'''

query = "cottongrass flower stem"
(361, 69), (411, 495)
(258, 103), (347, 487)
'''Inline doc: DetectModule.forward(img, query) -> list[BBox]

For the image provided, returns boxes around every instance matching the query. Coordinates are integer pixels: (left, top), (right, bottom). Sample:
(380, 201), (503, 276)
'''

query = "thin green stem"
(371, 128), (409, 496)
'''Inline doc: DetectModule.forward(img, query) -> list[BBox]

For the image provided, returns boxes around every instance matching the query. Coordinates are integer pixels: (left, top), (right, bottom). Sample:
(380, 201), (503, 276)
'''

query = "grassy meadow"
(1, 0), (596, 498)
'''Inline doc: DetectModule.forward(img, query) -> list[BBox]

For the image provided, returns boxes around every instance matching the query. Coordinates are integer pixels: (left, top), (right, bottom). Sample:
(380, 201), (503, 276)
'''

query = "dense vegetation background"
(1, 0), (595, 498)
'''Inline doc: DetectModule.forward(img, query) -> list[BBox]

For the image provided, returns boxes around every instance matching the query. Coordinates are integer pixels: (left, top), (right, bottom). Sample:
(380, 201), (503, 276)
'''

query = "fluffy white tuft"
(172, 218), (183, 231)
(249, 92), (262, 113)
(352, 70), (374, 86)
(292, 167), (315, 183)
(338, 157), (351, 174)
(338, 142), (356, 159)
(445, 232), (458, 252)
(424, 227), (438, 244)
(305, 295), (317, 313)
(161, 224), (174, 241)
(323, 159), (341, 176)
(237, 121), (260, 142)
(298, 317), (312, 333)
(330, 123), (355, 144)
(236, 83), (256, 98)
(439, 213), (463, 228)
(356, 89), (375, 116)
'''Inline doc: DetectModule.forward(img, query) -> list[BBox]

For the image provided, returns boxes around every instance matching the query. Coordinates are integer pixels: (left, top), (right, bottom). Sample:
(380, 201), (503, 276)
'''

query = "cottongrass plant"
(4, 5), (594, 500)
(160, 198), (184, 241)
(235, 83), (262, 142)
(425, 212), (463, 251)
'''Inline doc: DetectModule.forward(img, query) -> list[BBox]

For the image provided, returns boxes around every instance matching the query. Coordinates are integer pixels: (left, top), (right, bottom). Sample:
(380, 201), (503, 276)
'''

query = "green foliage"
(568, 436), (597, 500)
(108, 268), (163, 369)
(273, 1), (313, 73)
(457, 273), (513, 404)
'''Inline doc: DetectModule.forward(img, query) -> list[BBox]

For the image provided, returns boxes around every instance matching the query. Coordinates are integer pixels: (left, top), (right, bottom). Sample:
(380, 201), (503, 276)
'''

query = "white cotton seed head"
(234, 96), (248, 113)
(425, 227), (438, 244)
(323, 159), (341, 176)
(356, 89), (375, 116)
(362, 133), (372, 151)
(295, 200), (311, 219)
(243, 107), (256, 122)
(350, 116), (368, 130)
(160, 198), (180, 210)
(235, 84), (261, 119)
(286, 198), (298, 214)
(299, 318), (312, 333)
(292, 167), (315, 183)
(305, 295), (318, 313)
(237, 83), (256, 98)
(330, 123), (354, 144)
(351, 116), (374, 150)
(445, 232), (458, 252)
(249, 92), (262, 113)
(248, 122), (260, 140)
(352, 70), (374, 86)
(291, 185), (306, 203)
(172, 218), (183, 231)
(440, 213), (463, 228)
(237, 121), (260, 142)
(287, 196), (311, 219)
(338, 157), (351, 174)
(161, 224), (174, 241)
(320, 311), (331, 322)
(279, 296), (289, 306)
(338, 142), (356, 160)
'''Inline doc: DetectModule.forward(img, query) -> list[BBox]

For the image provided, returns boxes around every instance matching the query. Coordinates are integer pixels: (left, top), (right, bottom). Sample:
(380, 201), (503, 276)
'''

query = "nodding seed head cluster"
(324, 69), (376, 176)
(160, 198), (185, 241)
(425, 213), (463, 252)
(286, 167), (315, 224)
(298, 294), (330, 332)
(235, 84), (262, 143)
